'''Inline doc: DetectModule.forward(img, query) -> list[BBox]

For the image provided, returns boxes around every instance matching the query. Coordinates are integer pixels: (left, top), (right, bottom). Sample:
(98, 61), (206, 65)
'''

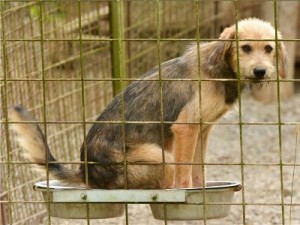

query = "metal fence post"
(109, 0), (127, 96)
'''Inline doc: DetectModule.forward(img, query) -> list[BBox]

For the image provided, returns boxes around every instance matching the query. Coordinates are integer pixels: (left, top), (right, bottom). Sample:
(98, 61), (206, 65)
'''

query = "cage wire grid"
(1, 0), (300, 225)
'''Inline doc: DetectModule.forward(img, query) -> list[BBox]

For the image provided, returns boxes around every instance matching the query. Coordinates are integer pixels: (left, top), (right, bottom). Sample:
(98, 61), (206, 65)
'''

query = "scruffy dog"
(10, 18), (287, 189)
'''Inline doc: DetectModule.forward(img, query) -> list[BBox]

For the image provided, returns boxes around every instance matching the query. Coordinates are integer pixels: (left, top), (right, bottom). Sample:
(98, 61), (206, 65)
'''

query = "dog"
(10, 18), (287, 189)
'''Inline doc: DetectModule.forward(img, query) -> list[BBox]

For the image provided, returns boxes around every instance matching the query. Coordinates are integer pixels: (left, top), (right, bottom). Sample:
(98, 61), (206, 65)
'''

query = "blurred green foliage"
(30, 2), (66, 21)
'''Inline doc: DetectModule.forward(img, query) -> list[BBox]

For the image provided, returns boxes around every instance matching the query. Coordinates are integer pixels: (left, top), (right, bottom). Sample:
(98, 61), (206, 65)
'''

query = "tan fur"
(220, 19), (287, 80)
(10, 18), (287, 189)
(10, 108), (46, 164)
(171, 109), (200, 187)
(126, 144), (174, 189)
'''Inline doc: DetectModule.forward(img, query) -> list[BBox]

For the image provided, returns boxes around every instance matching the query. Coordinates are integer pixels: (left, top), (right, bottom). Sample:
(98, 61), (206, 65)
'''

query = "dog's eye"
(265, 45), (273, 53)
(241, 45), (252, 53)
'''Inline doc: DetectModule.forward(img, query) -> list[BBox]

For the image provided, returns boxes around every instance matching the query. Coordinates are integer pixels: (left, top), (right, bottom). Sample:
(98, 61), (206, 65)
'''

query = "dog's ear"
(206, 26), (236, 67)
(278, 41), (287, 79)
(206, 41), (232, 67)
(220, 26), (236, 40)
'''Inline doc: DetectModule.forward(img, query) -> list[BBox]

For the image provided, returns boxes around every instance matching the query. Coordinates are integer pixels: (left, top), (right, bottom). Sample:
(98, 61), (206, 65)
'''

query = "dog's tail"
(9, 105), (82, 185)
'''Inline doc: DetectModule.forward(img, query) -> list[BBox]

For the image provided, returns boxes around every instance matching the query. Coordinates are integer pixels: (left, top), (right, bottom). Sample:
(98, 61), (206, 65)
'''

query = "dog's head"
(208, 18), (287, 82)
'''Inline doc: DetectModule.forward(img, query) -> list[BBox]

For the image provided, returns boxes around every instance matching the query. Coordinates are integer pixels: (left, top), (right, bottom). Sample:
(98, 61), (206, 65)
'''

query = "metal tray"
(34, 180), (241, 220)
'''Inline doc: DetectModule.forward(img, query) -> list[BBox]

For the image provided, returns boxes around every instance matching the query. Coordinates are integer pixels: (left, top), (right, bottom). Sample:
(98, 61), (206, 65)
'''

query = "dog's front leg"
(171, 116), (199, 188)
(192, 125), (212, 187)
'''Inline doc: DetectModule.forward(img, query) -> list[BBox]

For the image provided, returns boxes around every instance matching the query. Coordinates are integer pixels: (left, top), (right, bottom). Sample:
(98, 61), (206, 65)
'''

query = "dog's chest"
(197, 90), (233, 125)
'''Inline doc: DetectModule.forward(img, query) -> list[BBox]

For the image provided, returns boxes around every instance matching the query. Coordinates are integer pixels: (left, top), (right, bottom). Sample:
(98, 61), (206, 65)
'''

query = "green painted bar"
(109, 0), (127, 96)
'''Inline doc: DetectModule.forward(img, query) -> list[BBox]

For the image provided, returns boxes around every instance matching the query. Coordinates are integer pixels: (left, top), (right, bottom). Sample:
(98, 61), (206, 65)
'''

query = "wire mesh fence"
(1, 1), (300, 225)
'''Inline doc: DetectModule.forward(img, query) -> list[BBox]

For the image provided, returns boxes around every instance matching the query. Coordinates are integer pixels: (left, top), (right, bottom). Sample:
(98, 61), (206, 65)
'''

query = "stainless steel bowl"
(34, 180), (125, 219)
(150, 181), (242, 220)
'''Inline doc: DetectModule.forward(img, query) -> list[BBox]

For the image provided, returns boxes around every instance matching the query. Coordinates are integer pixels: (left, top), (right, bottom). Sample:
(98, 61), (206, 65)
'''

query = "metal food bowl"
(34, 180), (125, 219)
(150, 181), (242, 220)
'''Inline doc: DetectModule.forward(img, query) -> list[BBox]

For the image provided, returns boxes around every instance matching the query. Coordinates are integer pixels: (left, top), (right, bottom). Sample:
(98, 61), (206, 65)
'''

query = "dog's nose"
(253, 68), (266, 79)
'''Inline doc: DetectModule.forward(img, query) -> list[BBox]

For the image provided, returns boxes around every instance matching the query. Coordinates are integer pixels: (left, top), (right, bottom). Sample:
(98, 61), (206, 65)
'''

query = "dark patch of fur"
(201, 41), (239, 105)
